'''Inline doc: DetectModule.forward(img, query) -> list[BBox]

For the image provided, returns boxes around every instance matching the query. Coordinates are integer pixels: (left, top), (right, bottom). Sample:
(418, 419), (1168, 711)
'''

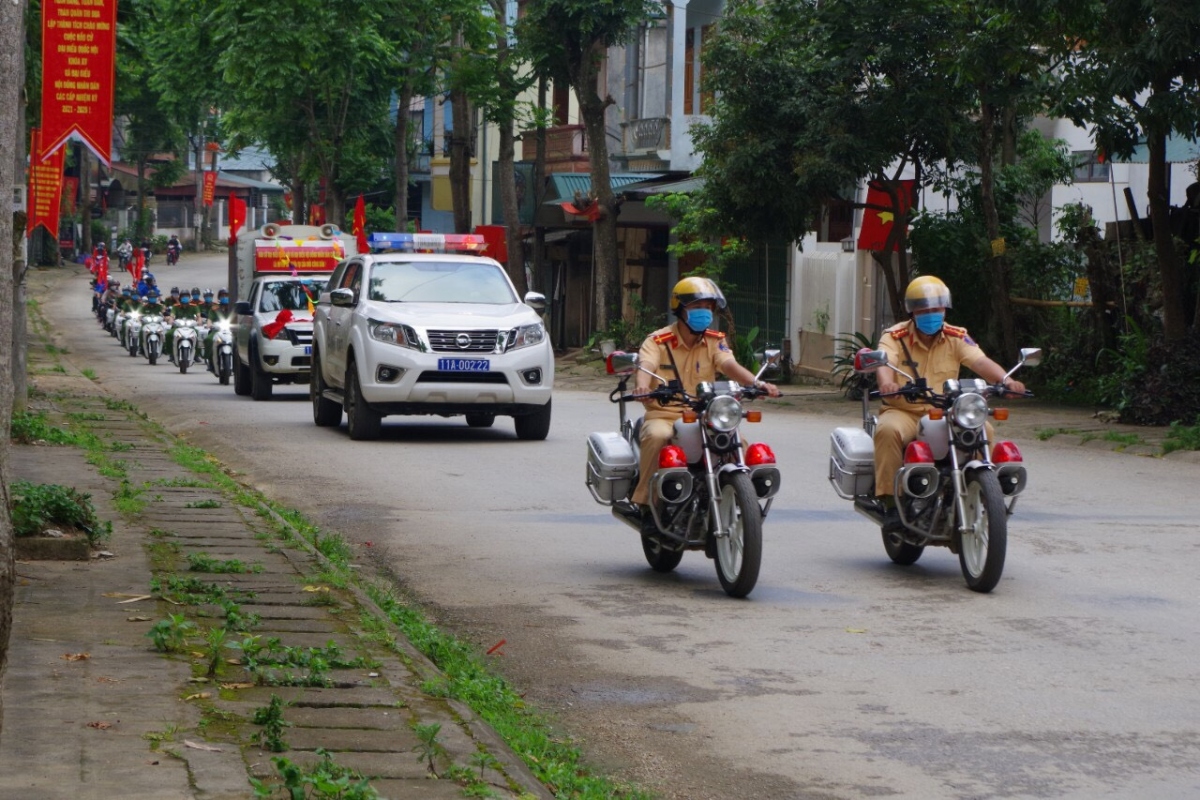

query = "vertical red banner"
(40, 0), (117, 165)
(62, 175), (78, 214)
(27, 128), (66, 237)
(202, 171), (218, 207)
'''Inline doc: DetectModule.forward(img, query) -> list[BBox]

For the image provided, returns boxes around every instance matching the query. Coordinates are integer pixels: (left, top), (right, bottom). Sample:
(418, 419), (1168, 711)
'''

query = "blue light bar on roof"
(368, 232), (486, 253)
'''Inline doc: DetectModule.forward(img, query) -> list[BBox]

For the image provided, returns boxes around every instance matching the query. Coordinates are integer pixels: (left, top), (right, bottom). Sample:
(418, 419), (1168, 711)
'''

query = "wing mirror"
(854, 348), (889, 373)
(524, 291), (547, 315)
(606, 351), (638, 375)
(754, 348), (782, 380)
(1019, 347), (1042, 367)
(330, 288), (355, 307)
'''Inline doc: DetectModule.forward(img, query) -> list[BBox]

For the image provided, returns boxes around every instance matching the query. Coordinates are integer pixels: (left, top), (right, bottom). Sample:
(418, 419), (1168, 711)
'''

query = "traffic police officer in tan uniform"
(873, 276), (1025, 527)
(631, 277), (781, 509)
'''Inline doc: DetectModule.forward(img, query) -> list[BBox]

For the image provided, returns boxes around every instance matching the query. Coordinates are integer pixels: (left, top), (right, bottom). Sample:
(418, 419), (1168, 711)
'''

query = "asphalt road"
(42, 255), (1200, 799)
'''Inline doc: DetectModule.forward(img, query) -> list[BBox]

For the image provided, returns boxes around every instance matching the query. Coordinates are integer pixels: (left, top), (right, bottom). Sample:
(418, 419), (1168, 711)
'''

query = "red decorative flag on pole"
(856, 180), (917, 252)
(39, 0), (118, 165)
(132, 244), (145, 285)
(27, 127), (66, 237)
(228, 195), (247, 244)
(352, 195), (369, 254)
(202, 171), (218, 207)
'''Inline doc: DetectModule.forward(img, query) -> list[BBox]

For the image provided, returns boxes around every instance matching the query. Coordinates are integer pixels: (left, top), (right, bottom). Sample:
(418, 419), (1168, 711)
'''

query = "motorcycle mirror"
(755, 348), (782, 379)
(606, 351), (637, 375)
(1019, 347), (1042, 367)
(853, 348), (889, 374)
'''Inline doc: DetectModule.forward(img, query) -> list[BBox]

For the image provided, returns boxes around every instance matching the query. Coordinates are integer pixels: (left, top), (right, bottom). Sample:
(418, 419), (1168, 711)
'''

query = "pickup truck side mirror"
(330, 288), (355, 307)
(524, 291), (547, 315)
(235, 301), (252, 315)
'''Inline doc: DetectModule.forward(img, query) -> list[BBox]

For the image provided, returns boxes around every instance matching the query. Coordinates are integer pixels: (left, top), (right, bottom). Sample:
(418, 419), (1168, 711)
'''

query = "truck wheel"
(514, 400), (551, 441)
(465, 413), (495, 428)
(345, 363), (381, 440)
(250, 344), (273, 401)
(311, 349), (342, 427)
(233, 347), (251, 396)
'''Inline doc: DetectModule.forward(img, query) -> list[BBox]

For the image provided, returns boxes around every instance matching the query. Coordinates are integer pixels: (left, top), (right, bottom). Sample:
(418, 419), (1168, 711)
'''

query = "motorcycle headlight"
(369, 319), (422, 349)
(706, 395), (744, 432)
(217, 321), (231, 332)
(507, 323), (546, 351)
(951, 392), (989, 429)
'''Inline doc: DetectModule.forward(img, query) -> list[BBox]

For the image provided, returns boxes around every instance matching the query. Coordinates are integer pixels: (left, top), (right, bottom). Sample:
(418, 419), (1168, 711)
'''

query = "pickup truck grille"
(427, 329), (498, 353)
(283, 327), (313, 346)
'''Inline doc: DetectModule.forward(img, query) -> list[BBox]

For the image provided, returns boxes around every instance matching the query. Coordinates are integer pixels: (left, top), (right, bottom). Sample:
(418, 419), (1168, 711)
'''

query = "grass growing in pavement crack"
(37, 399), (650, 799)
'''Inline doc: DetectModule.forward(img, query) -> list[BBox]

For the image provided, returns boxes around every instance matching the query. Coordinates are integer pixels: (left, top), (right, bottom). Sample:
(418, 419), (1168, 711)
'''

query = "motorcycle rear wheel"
(958, 470), (1007, 593)
(641, 532), (684, 573)
(713, 472), (762, 598)
(882, 527), (924, 565)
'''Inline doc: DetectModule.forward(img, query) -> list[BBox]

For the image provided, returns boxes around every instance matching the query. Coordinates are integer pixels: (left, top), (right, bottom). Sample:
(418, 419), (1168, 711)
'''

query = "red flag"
(96, 259), (108, 287)
(132, 247), (144, 285)
(39, 0), (117, 164)
(856, 180), (916, 252)
(353, 195), (369, 254)
(229, 195), (247, 244)
(27, 127), (66, 237)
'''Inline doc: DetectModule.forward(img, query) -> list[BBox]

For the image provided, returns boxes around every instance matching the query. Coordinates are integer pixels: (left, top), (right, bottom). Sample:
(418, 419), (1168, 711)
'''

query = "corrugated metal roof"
(621, 176), (704, 198)
(547, 173), (661, 200)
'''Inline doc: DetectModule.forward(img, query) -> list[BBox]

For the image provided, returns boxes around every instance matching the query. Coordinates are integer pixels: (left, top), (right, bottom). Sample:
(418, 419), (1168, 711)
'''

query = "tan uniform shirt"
(637, 322), (738, 421)
(878, 320), (985, 411)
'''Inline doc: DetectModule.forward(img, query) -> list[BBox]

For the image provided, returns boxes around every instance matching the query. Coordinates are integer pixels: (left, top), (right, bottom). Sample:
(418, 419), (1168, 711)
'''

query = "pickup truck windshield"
(259, 280), (328, 312)
(368, 261), (516, 304)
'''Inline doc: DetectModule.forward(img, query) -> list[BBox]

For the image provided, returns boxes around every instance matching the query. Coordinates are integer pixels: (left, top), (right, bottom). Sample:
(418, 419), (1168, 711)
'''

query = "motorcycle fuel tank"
(673, 419), (704, 463)
(918, 415), (950, 460)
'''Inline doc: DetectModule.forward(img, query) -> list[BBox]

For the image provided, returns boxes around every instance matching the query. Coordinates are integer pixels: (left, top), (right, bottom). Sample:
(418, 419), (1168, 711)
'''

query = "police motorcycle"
(206, 320), (235, 385)
(125, 308), (146, 357)
(586, 350), (782, 599)
(140, 312), (167, 366)
(828, 347), (1041, 593)
(171, 318), (200, 373)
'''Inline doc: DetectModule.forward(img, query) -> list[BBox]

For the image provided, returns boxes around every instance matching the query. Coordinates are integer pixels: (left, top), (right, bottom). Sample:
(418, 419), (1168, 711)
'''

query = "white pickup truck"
(231, 223), (358, 400)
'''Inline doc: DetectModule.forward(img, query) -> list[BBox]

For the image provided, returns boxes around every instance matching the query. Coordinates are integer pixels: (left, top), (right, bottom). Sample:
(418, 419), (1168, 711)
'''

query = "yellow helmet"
(904, 275), (952, 313)
(670, 276), (727, 316)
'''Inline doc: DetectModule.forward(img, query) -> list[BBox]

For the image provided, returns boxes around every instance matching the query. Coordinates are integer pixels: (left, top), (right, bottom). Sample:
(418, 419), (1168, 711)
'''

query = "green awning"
(545, 173), (661, 201)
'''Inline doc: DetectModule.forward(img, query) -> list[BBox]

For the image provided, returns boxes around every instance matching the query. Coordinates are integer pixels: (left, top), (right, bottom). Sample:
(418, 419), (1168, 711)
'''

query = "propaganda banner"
(202, 171), (217, 207)
(40, 0), (118, 164)
(27, 127), (66, 237)
(62, 175), (78, 214)
(253, 240), (344, 274)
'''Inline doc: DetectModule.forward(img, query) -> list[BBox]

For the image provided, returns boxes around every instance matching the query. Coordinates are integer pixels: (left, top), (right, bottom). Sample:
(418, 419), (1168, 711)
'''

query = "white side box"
(829, 426), (875, 499)
(586, 431), (637, 505)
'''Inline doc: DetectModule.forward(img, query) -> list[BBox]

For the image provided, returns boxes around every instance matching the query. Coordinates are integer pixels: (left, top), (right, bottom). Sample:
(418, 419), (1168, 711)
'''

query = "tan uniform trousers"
(632, 416), (677, 506)
(874, 407), (993, 497)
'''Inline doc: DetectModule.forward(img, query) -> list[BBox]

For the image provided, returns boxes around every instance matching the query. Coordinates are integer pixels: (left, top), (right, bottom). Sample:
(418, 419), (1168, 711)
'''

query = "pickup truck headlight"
(369, 319), (422, 350)
(507, 323), (545, 351)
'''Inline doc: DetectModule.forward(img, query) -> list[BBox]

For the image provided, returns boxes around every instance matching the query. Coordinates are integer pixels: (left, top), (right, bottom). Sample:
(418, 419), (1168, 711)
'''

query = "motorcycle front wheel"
(958, 470), (1007, 593)
(713, 472), (762, 598)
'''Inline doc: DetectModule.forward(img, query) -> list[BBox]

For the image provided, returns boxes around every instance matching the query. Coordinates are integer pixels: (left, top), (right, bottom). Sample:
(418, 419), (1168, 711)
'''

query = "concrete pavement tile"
(286, 706), (411, 729)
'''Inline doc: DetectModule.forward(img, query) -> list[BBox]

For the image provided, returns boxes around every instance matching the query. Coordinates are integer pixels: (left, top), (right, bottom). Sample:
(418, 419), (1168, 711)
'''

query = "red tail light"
(746, 443), (776, 465)
(658, 445), (688, 468)
(904, 441), (934, 463)
(993, 441), (1023, 463)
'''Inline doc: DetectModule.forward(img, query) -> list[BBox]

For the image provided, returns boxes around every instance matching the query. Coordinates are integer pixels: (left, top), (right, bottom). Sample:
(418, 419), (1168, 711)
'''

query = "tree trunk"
(1147, 127), (1186, 341)
(393, 81), (415, 231)
(0, 0), (26, 738)
(575, 46), (620, 333)
(449, 85), (473, 234)
(532, 76), (548, 295)
(497, 120), (526, 296)
(195, 137), (208, 248)
(12, 34), (27, 416)
(977, 100), (1017, 361)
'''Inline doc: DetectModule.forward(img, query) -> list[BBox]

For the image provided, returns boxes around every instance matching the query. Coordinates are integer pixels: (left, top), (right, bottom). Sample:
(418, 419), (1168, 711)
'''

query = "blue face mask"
(219, 297), (229, 305)
(684, 308), (714, 332)
(914, 311), (945, 335)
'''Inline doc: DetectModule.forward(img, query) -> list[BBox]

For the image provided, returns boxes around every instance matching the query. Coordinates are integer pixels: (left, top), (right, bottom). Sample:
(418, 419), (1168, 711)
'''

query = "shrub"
(10, 481), (110, 543)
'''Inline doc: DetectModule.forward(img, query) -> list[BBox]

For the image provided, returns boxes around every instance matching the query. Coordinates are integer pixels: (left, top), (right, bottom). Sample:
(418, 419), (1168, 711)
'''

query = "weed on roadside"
(250, 749), (377, 799)
(187, 553), (263, 574)
(10, 410), (81, 445)
(184, 499), (222, 509)
(147, 613), (197, 653)
(9, 480), (112, 545)
(251, 694), (291, 753)
(1164, 416), (1200, 454)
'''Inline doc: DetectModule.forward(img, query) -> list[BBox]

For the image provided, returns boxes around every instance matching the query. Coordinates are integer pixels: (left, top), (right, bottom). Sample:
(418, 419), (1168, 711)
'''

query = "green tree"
(1057, 0), (1200, 341)
(518, 0), (659, 332)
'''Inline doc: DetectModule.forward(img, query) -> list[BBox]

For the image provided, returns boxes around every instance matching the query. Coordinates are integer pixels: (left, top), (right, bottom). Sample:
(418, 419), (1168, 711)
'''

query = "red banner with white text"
(40, 0), (117, 164)
(202, 171), (217, 207)
(27, 128), (66, 237)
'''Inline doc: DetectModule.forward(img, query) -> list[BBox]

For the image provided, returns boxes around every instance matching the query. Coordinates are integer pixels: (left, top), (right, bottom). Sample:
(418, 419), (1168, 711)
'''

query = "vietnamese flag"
(352, 195), (369, 254)
(39, 0), (118, 164)
(131, 246), (144, 285)
(229, 195), (247, 244)
(856, 180), (916, 252)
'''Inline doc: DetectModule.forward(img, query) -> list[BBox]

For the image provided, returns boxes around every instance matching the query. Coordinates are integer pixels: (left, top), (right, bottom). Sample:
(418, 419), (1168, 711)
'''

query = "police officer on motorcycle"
(872, 276), (1026, 530)
(630, 277), (780, 517)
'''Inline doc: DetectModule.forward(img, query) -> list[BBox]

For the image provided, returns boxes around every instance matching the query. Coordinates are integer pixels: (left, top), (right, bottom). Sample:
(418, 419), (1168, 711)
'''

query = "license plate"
(304, 345), (312, 355)
(438, 358), (490, 372)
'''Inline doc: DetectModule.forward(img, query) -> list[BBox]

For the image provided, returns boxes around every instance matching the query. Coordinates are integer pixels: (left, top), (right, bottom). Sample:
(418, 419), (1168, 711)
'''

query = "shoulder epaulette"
(888, 327), (909, 340)
(703, 330), (725, 339)
(652, 332), (678, 347)
(942, 324), (967, 339)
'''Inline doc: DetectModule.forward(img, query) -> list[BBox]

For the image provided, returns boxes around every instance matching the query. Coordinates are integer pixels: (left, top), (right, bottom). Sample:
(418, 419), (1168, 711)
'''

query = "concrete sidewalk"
(1, 294), (552, 797)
